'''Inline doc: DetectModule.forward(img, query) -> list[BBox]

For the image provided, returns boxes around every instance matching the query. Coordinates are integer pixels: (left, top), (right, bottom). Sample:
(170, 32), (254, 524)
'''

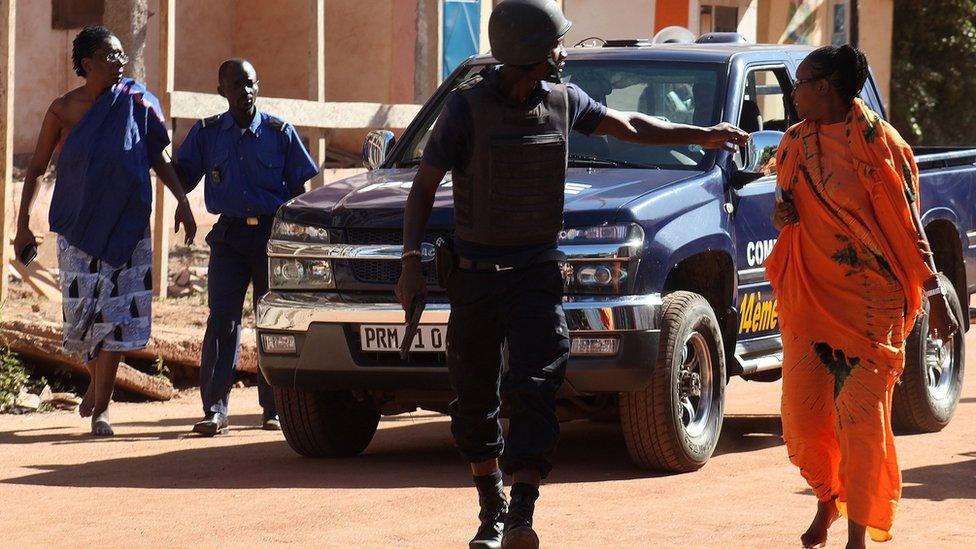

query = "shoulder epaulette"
(200, 114), (221, 128)
(265, 115), (288, 132)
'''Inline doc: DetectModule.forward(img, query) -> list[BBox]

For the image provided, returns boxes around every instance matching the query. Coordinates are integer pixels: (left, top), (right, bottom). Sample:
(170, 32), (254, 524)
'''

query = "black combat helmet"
(489, 0), (572, 74)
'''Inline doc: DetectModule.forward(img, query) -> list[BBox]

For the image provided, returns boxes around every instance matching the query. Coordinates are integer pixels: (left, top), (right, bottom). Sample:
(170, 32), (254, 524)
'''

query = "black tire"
(274, 387), (380, 457)
(892, 273), (966, 433)
(620, 291), (726, 472)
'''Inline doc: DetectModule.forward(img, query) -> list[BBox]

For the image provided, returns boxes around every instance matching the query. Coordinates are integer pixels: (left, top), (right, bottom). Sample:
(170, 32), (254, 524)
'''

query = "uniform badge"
(211, 167), (221, 184)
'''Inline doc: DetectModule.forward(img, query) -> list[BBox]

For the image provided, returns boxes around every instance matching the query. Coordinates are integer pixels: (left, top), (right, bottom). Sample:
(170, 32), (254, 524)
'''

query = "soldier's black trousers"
(445, 261), (569, 479)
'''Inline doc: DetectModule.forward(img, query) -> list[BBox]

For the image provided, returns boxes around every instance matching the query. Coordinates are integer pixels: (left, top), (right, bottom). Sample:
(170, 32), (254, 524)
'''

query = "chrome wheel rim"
(677, 331), (713, 437)
(924, 332), (956, 401)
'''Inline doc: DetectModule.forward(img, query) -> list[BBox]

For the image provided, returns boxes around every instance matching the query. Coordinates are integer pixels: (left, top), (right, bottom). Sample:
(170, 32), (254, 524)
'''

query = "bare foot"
(79, 384), (95, 418)
(801, 498), (839, 548)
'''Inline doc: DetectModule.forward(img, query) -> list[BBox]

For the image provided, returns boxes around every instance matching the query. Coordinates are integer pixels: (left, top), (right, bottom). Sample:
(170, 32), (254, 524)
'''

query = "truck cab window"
(398, 61), (727, 171)
(739, 67), (796, 133)
(736, 66), (796, 170)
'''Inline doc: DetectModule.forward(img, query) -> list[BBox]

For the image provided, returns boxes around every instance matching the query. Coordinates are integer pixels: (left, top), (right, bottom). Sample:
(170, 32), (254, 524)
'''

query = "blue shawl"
(50, 78), (169, 266)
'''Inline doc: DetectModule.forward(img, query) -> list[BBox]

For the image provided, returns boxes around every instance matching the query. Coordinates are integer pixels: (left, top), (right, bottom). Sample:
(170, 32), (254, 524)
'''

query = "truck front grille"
(345, 228), (451, 285)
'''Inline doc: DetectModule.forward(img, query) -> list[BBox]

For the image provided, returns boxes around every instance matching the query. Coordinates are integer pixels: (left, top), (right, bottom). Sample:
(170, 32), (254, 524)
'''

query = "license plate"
(359, 325), (447, 352)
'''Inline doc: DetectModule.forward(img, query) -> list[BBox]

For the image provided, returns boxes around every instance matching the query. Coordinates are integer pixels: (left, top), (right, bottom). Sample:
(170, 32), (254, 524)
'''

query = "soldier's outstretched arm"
(592, 108), (749, 152)
(395, 161), (447, 314)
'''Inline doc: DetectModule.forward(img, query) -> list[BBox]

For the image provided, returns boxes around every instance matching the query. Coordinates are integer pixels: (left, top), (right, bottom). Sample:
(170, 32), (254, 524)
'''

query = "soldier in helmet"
(396, 1), (749, 547)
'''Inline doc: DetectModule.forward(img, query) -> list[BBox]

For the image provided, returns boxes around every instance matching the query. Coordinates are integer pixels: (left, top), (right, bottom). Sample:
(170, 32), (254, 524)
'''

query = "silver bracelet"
(923, 284), (944, 297)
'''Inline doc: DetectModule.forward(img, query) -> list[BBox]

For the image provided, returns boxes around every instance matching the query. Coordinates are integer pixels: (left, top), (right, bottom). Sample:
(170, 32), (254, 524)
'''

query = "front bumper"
(256, 291), (662, 394)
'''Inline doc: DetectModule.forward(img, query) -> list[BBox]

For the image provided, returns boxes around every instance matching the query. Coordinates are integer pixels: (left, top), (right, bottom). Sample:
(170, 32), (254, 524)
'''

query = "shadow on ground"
(901, 452), (976, 501)
(0, 414), (267, 444)
(1, 413), (788, 490)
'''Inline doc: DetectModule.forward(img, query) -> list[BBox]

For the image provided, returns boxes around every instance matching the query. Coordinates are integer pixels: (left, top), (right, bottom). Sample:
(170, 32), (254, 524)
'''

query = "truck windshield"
(397, 60), (727, 171)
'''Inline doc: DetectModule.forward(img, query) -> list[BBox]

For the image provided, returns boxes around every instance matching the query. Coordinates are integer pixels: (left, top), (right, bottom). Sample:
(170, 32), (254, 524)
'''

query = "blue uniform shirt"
(175, 110), (319, 217)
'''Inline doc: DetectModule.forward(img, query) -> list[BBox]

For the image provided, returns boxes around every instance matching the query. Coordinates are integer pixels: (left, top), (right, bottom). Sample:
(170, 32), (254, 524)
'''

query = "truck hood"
(281, 167), (703, 229)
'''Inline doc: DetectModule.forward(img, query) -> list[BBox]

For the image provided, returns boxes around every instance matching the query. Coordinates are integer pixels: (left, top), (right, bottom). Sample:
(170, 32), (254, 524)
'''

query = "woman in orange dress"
(765, 45), (958, 548)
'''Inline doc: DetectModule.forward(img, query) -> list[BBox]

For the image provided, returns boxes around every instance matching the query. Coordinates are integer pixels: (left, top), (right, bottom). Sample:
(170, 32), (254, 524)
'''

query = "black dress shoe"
(262, 414), (281, 431)
(192, 413), (229, 436)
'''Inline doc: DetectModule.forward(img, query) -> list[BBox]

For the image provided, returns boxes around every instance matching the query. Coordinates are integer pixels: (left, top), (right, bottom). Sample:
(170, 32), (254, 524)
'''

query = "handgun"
(400, 293), (426, 360)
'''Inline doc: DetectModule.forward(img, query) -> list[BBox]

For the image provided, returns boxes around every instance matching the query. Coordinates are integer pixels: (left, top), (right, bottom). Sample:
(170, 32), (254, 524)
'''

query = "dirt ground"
(1, 339), (974, 548)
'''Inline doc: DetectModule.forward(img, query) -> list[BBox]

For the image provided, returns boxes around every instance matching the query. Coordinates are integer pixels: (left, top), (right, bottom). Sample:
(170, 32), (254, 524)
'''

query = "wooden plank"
(0, 0), (15, 301)
(1, 321), (175, 400)
(169, 91), (422, 130)
(152, 0), (176, 299)
(1, 317), (258, 374)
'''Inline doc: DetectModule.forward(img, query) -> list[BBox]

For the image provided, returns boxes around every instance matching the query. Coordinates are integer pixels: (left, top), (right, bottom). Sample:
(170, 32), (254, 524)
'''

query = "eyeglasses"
(794, 76), (824, 87)
(102, 51), (129, 65)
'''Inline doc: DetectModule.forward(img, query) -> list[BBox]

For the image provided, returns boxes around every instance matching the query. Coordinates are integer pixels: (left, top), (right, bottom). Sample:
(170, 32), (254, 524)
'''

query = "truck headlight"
(560, 261), (631, 294)
(558, 224), (633, 244)
(559, 224), (643, 295)
(271, 219), (331, 243)
(270, 258), (335, 289)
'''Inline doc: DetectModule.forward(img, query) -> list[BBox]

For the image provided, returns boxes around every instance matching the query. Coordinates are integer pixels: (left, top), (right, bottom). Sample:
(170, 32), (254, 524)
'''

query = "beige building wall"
(858, 0), (892, 109)
(563, 0), (656, 45)
(756, 0), (892, 109)
(11, 0), (426, 158)
(12, 0), (83, 154)
(172, 0), (234, 94)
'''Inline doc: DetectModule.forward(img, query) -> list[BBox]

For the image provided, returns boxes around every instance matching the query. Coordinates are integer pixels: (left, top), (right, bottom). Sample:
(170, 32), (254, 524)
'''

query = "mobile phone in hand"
(18, 242), (37, 267)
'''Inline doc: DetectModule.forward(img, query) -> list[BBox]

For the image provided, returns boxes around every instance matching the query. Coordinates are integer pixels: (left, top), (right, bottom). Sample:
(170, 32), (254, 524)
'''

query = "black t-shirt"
(422, 68), (608, 261)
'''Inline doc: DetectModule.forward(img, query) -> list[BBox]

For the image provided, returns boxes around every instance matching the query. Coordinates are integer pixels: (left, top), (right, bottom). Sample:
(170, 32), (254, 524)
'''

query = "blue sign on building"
(443, 0), (481, 79)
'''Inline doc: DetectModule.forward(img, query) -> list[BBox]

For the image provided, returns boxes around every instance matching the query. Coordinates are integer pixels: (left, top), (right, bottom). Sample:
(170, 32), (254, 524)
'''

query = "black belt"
(456, 248), (566, 273)
(219, 214), (274, 226)
(457, 257), (516, 272)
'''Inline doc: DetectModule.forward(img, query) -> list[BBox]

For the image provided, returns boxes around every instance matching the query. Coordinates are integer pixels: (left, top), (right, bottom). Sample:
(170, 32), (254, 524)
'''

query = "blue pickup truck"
(256, 38), (974, 472)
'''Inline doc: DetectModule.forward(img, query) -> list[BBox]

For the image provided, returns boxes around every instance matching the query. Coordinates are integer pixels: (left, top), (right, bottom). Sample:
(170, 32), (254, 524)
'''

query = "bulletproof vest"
(452, 78), (569, 246)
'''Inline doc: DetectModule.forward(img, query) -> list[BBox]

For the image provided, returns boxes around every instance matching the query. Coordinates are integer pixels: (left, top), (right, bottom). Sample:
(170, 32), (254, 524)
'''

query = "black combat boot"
(470, 471), (507, 549)
(501, 483), (539, 549)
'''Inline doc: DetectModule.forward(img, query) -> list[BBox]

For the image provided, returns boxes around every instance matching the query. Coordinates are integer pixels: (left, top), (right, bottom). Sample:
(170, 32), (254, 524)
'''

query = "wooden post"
(103, 0), (149, 82)
(415, 0), (442, 103)
(308, 0), (328, 188)
(152, 0), (175, 298)
(0, 0), (15, 302)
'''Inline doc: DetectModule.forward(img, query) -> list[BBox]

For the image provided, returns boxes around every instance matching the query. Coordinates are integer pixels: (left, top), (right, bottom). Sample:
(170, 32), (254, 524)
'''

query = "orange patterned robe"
(764, 99), (934, 542)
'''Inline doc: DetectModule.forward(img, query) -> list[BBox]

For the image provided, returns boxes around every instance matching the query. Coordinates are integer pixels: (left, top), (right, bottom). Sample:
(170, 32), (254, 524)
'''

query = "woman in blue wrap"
(13, 26), (196, 436)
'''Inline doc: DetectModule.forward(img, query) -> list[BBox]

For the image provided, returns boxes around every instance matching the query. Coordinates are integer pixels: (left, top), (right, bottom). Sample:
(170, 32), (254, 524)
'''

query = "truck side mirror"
(363, 130), (396, 170)
(742, 130), (784, 174)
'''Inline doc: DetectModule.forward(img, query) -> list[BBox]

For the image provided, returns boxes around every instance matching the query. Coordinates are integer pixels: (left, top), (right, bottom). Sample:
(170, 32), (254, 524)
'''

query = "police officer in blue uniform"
(396, 1), (748, 547)
(175, 58), (318, 436)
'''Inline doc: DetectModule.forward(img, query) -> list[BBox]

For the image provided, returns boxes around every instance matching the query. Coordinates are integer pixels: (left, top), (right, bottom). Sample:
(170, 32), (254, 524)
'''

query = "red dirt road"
(1, 337), (974, 547)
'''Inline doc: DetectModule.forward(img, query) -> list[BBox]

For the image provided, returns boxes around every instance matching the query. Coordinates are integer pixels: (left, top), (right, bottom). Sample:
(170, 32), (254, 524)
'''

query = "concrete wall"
(564, 0), (656, 45)
(857, 0), (892, 109)
(12, 0), (81, 154)
(11, 0), (425, 158)
(172, 0), (234, 94)
(756, 0), (892, 109)
(10, 0), (894, 158)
